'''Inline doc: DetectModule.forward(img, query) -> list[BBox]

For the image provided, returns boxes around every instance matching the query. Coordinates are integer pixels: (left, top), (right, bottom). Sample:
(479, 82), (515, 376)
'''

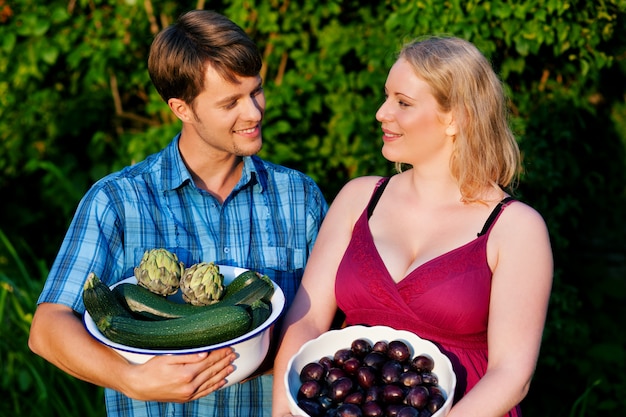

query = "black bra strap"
(477, 196), (515, 237)
(367, 177), (391, 219)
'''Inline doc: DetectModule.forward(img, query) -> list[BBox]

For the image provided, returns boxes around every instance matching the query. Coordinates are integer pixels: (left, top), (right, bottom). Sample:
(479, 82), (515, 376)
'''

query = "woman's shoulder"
(502, 198), (547, 225)
(327, 176), (387, 216)
(337, 175), (388, 199)
(494, 198), (551, 243)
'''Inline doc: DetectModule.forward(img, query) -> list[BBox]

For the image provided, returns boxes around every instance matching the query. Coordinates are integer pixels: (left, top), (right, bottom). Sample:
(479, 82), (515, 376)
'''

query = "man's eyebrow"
(250, 79), (264, 94)
(214, 79), (263, 107)
(215, 92), (243, 106)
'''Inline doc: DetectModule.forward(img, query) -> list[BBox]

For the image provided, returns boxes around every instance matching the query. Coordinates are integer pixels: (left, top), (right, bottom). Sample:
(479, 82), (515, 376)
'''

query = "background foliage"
(1, 0), (625, 416)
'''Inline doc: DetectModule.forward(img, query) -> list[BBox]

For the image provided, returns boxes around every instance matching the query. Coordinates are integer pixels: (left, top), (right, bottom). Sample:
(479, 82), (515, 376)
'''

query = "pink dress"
(335, 177), (521, 417)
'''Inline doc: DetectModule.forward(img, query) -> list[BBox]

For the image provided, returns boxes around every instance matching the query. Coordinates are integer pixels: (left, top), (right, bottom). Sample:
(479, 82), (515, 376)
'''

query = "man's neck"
(178, 136), (244, 203)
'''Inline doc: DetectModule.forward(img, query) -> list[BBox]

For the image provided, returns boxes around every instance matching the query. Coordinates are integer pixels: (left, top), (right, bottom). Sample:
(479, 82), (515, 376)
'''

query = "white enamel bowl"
(84, 265), (285, 388)
(285, 325), (456, 416)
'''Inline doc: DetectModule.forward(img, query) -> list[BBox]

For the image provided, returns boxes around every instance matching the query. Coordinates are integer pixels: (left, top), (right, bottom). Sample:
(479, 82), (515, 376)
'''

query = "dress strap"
(477, 196), (516, 237)
(367, 177), (391, 219)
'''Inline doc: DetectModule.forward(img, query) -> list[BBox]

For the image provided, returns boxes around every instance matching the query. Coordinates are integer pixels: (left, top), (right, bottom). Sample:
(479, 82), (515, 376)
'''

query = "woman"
(272, 36), (553, 417)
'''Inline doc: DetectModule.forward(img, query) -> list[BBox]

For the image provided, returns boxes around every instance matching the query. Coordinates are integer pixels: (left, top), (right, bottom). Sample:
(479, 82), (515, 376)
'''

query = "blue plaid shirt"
(37, 134), (328, 416)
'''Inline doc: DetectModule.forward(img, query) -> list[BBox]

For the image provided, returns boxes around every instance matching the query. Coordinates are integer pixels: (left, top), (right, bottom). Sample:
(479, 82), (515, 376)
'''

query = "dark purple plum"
(382, 384), (404, 404)
(356, 366), (377, 389)
(384, 404), (404, 417)
(334, 348), (353, 367)
(396, 406), (419, 417)
(420, 372), (438, 386)
(372, 340), (388, 354)
(319, 356), (334, 371)
(403, 386), (429, 409)
(426, 393), (445, 413)
(297, 398), (323, 417)
(363, 351), (387, 371)
(411, 354), (434, 373)
(337, 403), (363, 417)
(380, 360), (403, 384)
(362, 401), (384, 417)
(343, 357), (362, 375)
(387, 340), (411, 362)
(326, 367), (347, 384)
(344, 390), (364, 405)
(297, 380), (322, 400)
(329, 376), (354, 403)
(399, 371), (422, 388)
(364, 385), (384, 403)
(351, 338), (373, 357)
(318, 394), (334, 411)
(300, 361), (326, 382)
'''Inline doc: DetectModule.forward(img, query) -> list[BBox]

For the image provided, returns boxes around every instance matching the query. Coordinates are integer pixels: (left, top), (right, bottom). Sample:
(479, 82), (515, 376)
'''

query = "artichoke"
(179, 262), (225, 306)
(134, 248), (185, 296)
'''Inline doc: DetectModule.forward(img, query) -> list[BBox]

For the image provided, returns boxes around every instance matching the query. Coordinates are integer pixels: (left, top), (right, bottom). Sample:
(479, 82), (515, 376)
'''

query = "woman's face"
(375, 58), (454, 166)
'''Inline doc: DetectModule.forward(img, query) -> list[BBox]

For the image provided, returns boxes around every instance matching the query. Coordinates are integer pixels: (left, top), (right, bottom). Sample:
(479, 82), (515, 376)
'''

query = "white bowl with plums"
(285, 325), (456, 417)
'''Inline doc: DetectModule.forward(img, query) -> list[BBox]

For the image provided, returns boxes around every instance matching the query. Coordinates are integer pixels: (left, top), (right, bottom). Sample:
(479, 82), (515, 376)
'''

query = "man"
(28, 10), (327, 416)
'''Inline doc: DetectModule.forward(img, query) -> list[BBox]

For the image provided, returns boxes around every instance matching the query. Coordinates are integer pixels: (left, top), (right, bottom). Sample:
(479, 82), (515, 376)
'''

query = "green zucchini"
(97, 304), (253, 349)
(222, 277), (274, 306)
(83, 272), (132, 322)
(222, 270), (262, 298)
(112, 282), (201, 320)
(113, 270), (275, 321)
(249, 299), (272, 329)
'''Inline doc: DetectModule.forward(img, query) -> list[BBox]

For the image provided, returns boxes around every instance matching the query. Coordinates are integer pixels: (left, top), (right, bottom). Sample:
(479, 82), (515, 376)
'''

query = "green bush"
(1, 0), (625, 415)
(0, 230), (105, 416)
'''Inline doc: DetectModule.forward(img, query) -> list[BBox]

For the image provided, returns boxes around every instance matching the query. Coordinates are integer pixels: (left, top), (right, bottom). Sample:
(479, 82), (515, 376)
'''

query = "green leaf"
(40, 47), (59, 65)
(1, 32), (16, 53)
(15, 13), (50, 37)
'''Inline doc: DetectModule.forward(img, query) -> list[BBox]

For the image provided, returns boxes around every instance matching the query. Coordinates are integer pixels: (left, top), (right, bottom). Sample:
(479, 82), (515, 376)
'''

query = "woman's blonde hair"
(398, 36), (521, 202)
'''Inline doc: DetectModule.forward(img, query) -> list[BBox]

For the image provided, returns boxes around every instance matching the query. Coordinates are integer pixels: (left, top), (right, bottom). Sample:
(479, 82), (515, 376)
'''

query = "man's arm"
(29, 302), (237, 402)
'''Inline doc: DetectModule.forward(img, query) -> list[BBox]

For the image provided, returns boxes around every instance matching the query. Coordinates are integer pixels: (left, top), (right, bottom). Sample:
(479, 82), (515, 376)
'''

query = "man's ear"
(168, 98), (192, 122)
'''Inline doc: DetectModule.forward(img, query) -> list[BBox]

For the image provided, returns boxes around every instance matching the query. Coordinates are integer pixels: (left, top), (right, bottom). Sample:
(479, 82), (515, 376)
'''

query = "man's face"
(184, 66), (266, 157)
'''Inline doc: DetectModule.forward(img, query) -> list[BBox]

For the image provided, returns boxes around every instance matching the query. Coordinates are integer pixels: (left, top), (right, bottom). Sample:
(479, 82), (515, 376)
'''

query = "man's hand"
(121, 348), (237, 402)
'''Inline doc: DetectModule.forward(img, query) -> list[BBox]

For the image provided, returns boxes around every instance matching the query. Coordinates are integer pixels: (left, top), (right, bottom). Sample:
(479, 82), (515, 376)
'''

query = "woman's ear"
(168, 98), (192, 122)
(445, 115), (458, 137)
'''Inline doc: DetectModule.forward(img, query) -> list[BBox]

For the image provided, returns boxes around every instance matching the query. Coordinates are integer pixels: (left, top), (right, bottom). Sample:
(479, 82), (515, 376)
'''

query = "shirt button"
(223, 247), (230, 253)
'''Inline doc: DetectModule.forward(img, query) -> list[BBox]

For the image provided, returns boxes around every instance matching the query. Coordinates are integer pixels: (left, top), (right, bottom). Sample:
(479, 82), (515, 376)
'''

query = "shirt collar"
(161, 134), (268, 193)
(161, 134), (192, 191)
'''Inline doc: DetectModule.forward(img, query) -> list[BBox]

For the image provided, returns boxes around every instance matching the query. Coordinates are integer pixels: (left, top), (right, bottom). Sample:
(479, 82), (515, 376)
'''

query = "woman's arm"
(272, 176), (382, 417)
(447, 202), (553, 417)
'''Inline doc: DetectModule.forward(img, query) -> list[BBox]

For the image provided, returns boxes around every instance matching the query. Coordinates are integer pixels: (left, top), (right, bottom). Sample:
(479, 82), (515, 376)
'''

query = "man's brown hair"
(148, 10), (262, 106)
